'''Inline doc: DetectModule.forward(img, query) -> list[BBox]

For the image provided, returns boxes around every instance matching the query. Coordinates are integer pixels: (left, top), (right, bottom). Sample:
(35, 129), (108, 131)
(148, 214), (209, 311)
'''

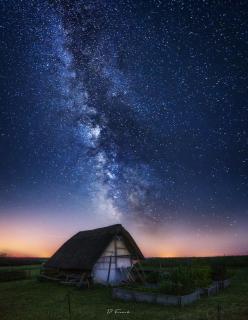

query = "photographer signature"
(107, 308), (131, 315)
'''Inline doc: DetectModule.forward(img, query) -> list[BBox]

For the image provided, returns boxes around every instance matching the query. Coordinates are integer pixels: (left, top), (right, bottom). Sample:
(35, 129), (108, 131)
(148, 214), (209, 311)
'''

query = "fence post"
(67, 292), (71, 320)
(217, 304), (221, 320)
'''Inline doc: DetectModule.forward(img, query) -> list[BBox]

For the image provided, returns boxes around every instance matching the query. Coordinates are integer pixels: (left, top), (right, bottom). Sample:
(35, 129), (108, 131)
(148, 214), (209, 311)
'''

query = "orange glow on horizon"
(1, 213), (247, 258)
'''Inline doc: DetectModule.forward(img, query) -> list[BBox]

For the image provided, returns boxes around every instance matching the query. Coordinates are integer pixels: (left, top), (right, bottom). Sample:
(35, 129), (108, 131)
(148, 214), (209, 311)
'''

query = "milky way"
(1, 0), (248, 253)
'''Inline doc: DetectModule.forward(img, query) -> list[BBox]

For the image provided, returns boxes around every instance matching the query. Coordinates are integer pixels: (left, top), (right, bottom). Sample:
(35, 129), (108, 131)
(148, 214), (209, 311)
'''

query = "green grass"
(0, 264), (42, 278)
(1, 268), (248, 320)
(0, 264), (42, 271)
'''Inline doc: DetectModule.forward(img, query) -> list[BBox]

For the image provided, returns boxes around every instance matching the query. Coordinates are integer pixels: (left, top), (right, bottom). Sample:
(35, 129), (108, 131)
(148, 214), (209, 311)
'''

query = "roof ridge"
(77, 223), (123, 233)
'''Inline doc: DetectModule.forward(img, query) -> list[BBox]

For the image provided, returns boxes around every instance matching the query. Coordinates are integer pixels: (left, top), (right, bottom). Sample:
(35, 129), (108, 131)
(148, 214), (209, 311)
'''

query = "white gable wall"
(92, 237), (133, 284)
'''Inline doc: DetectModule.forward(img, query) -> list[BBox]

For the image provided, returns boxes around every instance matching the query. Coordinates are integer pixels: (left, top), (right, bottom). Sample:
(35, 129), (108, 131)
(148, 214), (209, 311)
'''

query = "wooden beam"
(114, 236), (117, 268)
(107, 255), (112, 283)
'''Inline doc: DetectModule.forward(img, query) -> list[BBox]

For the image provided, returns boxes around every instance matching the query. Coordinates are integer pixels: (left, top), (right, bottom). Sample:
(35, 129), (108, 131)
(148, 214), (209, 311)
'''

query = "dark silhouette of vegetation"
(159, 266), (211, 295)
(0, 257), (47, 267)
(145, 270), (161, 283)
(0, 270), (30, 282)
(211, 262), (228, 281)
(140, 255), (248, 269)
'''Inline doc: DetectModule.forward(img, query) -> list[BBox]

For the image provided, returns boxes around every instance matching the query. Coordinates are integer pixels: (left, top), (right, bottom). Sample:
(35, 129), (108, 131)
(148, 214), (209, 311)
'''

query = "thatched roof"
(44, 224), (144, 271)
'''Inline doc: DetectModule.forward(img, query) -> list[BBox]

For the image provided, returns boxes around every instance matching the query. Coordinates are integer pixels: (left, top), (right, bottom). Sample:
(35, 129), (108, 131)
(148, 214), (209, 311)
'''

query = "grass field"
(0, 267), (248, 320)
(0, 264), (41, 274)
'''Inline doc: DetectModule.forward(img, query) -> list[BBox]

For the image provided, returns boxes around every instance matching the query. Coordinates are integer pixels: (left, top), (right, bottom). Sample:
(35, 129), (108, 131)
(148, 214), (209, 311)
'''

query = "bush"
(192, 267), (212, 288)
(170, 266), (195, 295)
(0, 270), (29, 282)
(211, 262), (227, 281)
(159, 279), (177, 295)
(145, 271), (161, 283)
(160, 266), (211, 295)
(0, 257), (46, 267)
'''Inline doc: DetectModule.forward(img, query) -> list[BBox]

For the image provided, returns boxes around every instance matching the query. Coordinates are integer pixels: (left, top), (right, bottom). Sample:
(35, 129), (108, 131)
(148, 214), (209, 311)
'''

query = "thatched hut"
(44, 224), (144, 285)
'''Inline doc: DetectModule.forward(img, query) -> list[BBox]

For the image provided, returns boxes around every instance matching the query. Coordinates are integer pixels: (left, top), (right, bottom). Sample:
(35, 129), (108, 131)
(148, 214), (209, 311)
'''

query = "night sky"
(0, 0), (248, 257)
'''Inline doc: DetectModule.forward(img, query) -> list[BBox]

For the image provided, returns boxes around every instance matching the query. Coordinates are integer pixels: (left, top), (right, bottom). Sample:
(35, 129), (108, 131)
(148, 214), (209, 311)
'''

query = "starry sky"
(0, 0), (248, 257)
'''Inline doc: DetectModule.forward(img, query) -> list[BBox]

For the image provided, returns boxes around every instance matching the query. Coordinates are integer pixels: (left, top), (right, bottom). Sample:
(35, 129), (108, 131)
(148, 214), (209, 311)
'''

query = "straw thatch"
(44, 224), (143, 271)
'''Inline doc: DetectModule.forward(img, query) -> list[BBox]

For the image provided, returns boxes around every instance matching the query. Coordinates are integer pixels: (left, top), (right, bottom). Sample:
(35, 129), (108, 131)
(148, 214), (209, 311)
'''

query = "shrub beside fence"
(199, 279), (231, 297)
